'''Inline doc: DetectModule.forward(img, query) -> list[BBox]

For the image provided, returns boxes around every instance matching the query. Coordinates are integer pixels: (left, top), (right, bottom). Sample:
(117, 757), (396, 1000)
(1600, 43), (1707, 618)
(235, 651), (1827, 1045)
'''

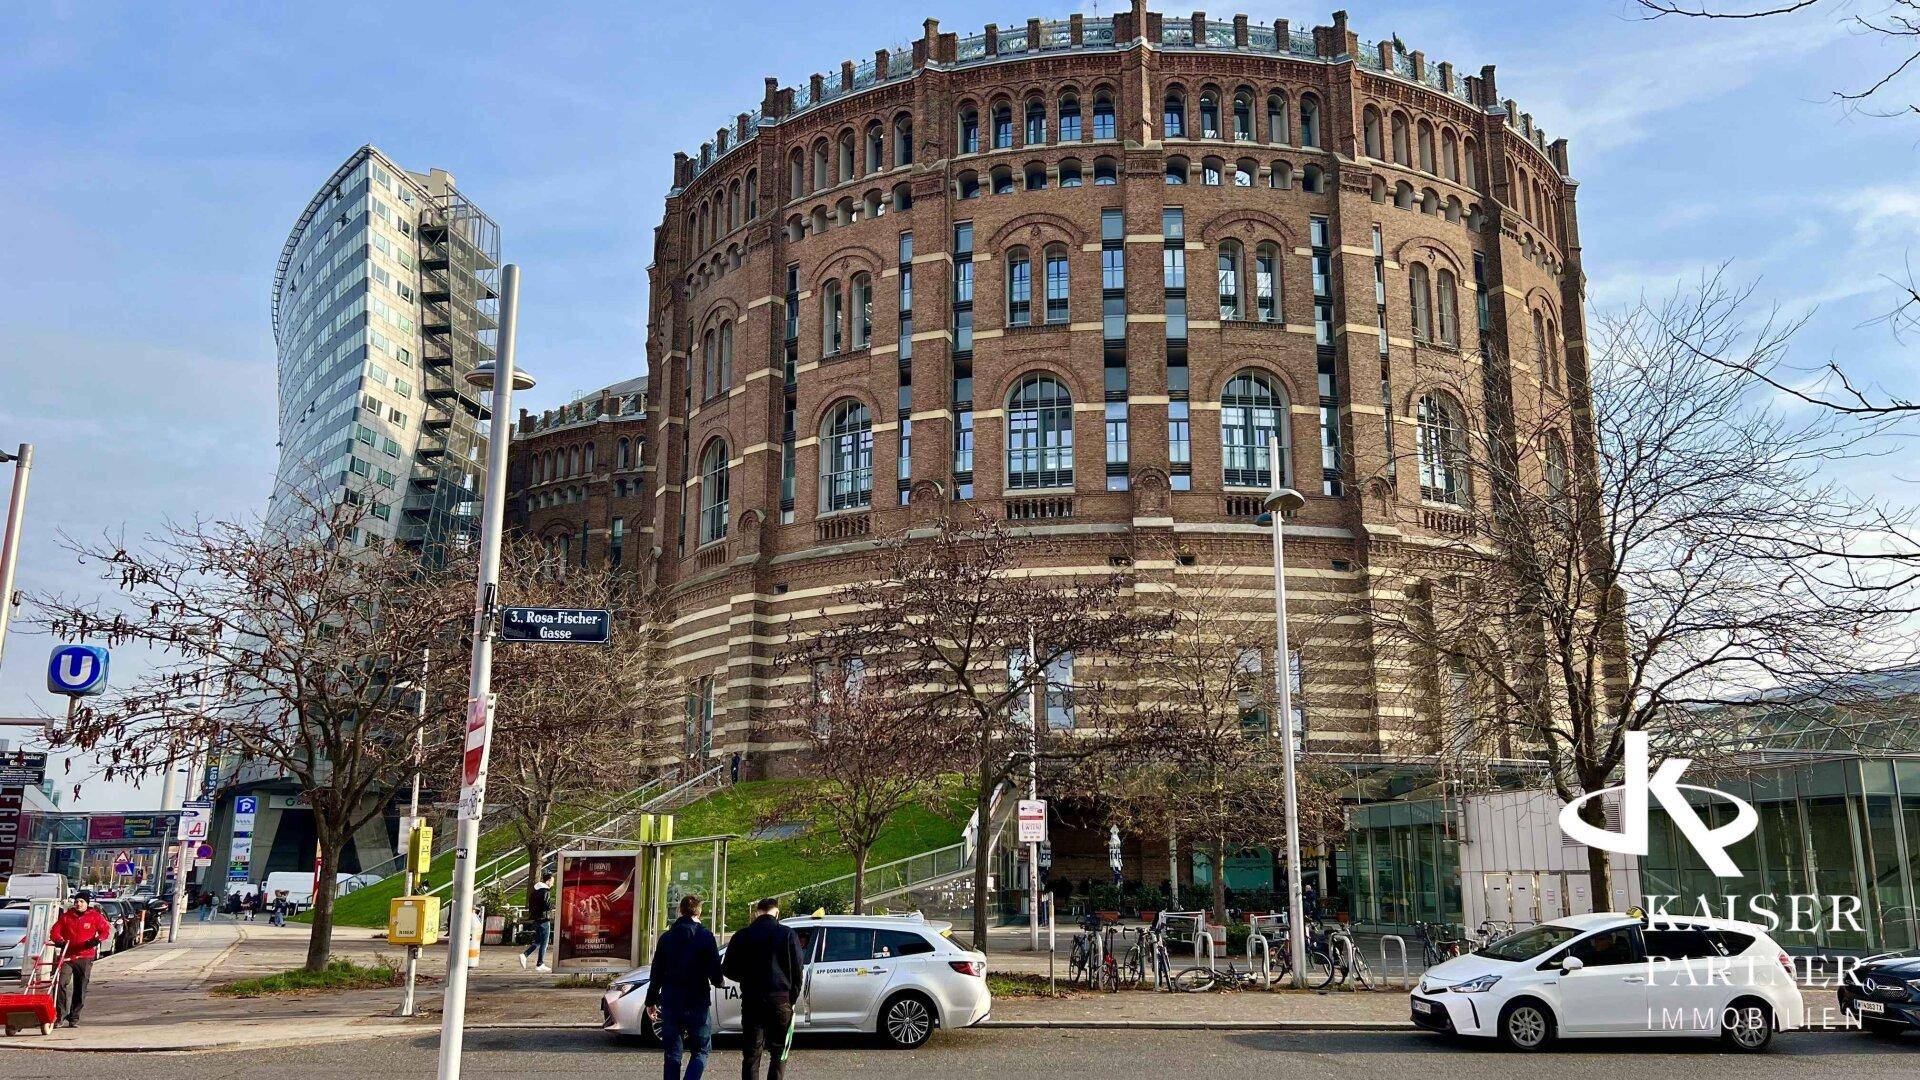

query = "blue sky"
(1, 1), (1914, 807)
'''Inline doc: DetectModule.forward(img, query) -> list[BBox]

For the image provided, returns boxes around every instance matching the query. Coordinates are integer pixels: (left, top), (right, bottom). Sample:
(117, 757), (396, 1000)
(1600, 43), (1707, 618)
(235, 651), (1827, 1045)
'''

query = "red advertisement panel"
(558, 853), (637, 965)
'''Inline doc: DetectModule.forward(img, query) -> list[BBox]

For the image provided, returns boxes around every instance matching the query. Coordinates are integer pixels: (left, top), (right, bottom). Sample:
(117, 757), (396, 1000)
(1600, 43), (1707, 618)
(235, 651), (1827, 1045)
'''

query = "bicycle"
(1321, 922), (1376, 989)
(1068, 929), (1096, 986)
(1120, 926), (1151, 988)
(1171, 960), (1267, 992)
(1098, 925), (1122, 992)
(1417, 921), (1467, 968)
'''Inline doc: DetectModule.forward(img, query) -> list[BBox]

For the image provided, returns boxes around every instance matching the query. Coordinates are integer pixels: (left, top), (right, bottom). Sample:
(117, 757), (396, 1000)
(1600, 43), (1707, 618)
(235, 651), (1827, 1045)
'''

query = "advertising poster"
(557, 852), (637, 967)
(88, 815), (126, 842)
(0, 787), (23, 880)
(228, 796), (258, 883)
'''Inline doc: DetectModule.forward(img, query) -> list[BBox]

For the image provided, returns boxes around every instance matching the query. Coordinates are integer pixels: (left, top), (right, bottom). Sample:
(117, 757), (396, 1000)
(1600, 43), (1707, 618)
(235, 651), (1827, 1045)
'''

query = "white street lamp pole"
(1264, 435), (1308, 988)
(0, 443), (34, 676)
(437, 264), (532, 1080)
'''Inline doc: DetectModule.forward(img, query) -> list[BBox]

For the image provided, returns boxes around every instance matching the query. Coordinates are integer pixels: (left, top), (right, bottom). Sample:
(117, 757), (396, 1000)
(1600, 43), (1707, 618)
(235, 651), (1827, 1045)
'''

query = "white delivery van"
(2, 874), (70, 902)
(258, 872), (374, 907)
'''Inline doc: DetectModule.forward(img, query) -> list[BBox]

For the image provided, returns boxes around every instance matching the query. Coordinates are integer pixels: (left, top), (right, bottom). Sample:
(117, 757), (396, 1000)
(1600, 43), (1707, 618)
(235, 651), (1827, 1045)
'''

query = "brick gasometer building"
(511, 4), (1595, 785)
(509, 376), (649, 572)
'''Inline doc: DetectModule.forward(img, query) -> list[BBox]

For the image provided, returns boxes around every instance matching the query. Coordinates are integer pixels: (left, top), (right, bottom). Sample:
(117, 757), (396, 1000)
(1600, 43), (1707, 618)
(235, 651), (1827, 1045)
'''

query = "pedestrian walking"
(1302, 881), (1318, 921)
(197, 892), (214, 923)
(517, 878), (553, 972)
(269, 890), (289, 927)
(722, 897), (805, 1080)
(50, 891), (113, 1028)
(645, 894), (724, 1080)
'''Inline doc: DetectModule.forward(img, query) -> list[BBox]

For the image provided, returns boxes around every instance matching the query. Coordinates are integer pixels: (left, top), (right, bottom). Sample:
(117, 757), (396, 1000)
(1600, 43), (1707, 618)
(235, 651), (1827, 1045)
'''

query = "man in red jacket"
(50, 892), (113, 1027)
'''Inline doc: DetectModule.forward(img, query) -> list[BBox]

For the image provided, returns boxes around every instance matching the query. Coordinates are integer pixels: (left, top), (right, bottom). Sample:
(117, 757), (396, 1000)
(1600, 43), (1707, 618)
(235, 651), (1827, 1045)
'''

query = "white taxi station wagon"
(1411, 912), (1804, 1051)
(602, 913), (991, 1049)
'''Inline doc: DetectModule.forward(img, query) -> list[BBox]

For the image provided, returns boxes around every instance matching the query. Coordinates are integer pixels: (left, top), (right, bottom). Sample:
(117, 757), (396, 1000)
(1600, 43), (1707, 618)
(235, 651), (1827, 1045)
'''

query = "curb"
(0, 1025), (426, 1055)
(979, 1019), (1417, 1031)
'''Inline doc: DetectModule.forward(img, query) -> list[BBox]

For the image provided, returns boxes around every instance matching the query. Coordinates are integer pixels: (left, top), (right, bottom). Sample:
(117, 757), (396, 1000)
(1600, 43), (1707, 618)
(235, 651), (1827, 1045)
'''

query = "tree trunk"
(852, 846), (869, 915)
(1210, 833), (1228, 926)
(523, 843), (547, 906)
(304, 829), (342, 972)
(1579, 794), (1613, 907)
(970, 779), (993, 951)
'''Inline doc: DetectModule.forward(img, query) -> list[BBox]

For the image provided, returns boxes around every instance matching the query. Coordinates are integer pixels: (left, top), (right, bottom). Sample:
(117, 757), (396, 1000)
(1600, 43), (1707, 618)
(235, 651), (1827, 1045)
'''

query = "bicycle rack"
(1160, 911), (1208, 963)
(1379, 934), (1409, 989)
(1248, 932), (1272, 986)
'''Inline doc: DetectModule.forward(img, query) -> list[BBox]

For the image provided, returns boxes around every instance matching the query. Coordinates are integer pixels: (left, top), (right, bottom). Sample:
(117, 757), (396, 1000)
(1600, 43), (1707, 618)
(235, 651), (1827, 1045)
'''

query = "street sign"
(113, 850), (133, 875)
(1017, 799), (1048, 844)
(0, 751), (47, 786)
(498, 607), (612, 644)
(177, 800), (211, 842)
(46, 644), (110, 696)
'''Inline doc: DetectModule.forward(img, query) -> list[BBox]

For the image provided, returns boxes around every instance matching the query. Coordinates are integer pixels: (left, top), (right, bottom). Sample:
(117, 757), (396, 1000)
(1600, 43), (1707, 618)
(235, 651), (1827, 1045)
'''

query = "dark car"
(1840, 955), (1920, 1037)
(93, 900), (134, 954)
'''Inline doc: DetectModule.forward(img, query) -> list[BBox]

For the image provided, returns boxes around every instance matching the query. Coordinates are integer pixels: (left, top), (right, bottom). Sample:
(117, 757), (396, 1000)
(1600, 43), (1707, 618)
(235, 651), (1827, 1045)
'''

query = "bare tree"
(485, 540), (676, 905)
(1635, 0), (1919, 116)
(1366, 277), (1920, 895)
(811, 508), (1172, 949)
(31, 493), (471, 971)
(770, 643), (956, 912)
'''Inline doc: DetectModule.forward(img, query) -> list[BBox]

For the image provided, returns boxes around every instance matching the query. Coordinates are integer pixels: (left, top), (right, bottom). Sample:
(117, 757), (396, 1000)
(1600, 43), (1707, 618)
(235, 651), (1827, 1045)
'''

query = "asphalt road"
(1, 1027), (1915, 1079)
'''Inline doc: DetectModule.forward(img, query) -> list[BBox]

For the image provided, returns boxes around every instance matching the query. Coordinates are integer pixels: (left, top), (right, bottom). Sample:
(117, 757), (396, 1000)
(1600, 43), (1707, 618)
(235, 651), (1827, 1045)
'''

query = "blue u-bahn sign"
(47, 644), (110, 697)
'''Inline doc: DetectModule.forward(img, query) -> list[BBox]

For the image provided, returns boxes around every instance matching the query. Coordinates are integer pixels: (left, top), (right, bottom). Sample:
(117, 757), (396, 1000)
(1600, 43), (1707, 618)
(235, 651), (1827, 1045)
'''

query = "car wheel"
(1721, 997), (1773, 1052)
(1497, 999), (1556, 1051)
(879, 991), (936, 1049)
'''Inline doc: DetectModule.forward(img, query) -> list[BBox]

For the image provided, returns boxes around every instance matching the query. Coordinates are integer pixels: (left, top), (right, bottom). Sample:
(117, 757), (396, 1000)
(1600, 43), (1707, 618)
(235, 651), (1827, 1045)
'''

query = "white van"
(258, 871), (375, 907)
(2, 874), (70, 902)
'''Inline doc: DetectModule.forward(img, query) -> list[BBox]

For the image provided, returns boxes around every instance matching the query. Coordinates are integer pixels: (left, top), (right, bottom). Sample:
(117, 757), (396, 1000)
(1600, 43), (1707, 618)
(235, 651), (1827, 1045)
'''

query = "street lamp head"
(1263, 487), (1307, 515)
(464, 361), (535, 393)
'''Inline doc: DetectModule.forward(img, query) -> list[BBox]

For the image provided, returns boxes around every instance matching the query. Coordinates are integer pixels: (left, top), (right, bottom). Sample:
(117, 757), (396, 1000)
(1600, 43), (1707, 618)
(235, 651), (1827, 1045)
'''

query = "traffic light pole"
(437, 265), (525, 1080)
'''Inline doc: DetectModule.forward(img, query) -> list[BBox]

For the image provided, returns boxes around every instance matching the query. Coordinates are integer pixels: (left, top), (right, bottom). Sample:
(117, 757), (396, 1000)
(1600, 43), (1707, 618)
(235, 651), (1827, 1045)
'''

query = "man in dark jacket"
(722, 898), (806, 1080)
(50, 892), (114, 1027)
(645, 894), (724, 1080)
(518, 879), (553, 972)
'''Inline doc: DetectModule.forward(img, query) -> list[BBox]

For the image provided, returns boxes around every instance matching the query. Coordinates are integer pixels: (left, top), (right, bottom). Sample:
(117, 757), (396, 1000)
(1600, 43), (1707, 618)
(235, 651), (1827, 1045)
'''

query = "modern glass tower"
(269, 145), (499, 562)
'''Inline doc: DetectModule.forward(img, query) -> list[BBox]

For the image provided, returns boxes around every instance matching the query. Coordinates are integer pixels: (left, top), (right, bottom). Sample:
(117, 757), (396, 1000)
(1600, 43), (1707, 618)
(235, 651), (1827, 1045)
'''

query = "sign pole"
(1027, 627), (1041, 952)
(437, 264), (526, 1080)
(1265, 436), (1308, 989)
(401, 646), (428, 1018)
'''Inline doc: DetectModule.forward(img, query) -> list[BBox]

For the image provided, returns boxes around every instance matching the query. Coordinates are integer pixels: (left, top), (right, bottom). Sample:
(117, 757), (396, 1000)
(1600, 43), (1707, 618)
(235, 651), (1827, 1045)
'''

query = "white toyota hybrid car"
(1411, 912), (1802, 1051)
(602, 913), (991, 1049)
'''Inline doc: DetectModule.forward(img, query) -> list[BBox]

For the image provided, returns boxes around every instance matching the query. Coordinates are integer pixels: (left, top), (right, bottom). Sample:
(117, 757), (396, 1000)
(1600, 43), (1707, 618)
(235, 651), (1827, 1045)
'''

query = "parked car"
(0, 906), (29, 979)
(1840, 953), (1920, 1037)
(602, 913), (991, 1049)
(88, 899), (124, 958)
(1410, 912), (1801, 1051)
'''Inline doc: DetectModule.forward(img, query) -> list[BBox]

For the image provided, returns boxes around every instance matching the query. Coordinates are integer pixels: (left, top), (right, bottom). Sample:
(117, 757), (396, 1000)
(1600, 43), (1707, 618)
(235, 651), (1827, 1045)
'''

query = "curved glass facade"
(269, 146), (498, 562)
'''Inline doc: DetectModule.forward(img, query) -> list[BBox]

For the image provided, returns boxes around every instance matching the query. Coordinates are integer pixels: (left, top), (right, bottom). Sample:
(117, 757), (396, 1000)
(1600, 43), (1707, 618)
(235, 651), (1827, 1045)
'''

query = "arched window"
(991, 166), (1015, 195)
(1234, 158), (1256, 187)
(1545, 316), (1561, 390)
(1006, 374), (1074, 489)
(1217, 240), (1243, 320)
(894, 114), (914, 165)
(585, 442), (595, 472)
(1059, 93), (1081, 141)
(1233, 91), (1254, 140)
(1391, 113), (1410, 165)
(992, 102), (1013, 149)
(1198, 91), (1221, 138)
(1006, 247), (1033, 326)
(1436, 271), (1458, 346)
(821, 279), (843, 355)
(956, 171), (980, 200)
(1363, 106), (1383, 158)
(1301, 164), (1324, 193)
(1164, 156), (1188, 185)
(1416, 394), (1466, 506)
(865, 122), (883, 173)
(789, 149), (805, 199)
(1395, 180), (1415, 210)
(1094, 157), (1118, 185)
(1255, 243), (1281, 323)
(1024, 163), (1047, 190)
(1269, 160), (1293, 189)
(958, 106), (979, 154)
(1299, 95), (1321, 147)
(1201, 156), (1223, 186)
(1163, 89), (1186, 138)
(1266, 92), (1289, 143)
(1418, 121), (1436, 173)
(849, 273), (872, 349)
(1093, 90), (1116, 139)
(744, 169), (757, 219)
(837, 130), (855, 180)
(1463, 137), (1480, 189)
(1410, 264), (1433, 341)
(1025, 97), (1046, 145)
(1044, 245), (1070, 324)
(617, 438), (630, 469)
(820, 399), (873, 512)
(1059, 158), (1084, 187)
(891, 182), (912, 212)
(699, 439), (730, 543)
(812, 140), (829, 189)
(1222, 370), (1287, 487)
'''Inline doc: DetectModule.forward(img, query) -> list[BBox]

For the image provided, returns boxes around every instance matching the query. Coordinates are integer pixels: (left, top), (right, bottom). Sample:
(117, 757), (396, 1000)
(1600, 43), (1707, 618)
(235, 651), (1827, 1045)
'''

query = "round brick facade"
(589, 7), (1591, 776)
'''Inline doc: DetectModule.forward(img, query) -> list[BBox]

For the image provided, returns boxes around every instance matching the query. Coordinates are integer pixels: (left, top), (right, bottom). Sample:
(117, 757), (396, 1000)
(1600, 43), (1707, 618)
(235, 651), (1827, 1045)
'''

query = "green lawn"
(671, 778), (971, 930)
(210, 959), (401, 997)
(306, 778), (969, 932)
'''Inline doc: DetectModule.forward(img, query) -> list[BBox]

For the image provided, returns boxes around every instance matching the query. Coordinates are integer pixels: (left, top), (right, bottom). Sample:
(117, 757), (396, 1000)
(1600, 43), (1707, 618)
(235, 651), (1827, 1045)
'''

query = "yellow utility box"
(388, 895), (442, 946)
(406, 825), (433, 874)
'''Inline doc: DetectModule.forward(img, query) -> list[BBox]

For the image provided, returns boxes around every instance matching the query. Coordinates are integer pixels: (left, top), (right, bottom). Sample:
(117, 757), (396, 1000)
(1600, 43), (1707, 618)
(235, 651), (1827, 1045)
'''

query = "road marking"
(126, 947), (189, 974)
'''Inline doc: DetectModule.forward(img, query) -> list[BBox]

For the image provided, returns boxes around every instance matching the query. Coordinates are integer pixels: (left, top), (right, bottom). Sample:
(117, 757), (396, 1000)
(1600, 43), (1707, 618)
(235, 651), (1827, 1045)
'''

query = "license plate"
(1857, 1000), (1885, 1015)
(1413, 999), (1435, 1015)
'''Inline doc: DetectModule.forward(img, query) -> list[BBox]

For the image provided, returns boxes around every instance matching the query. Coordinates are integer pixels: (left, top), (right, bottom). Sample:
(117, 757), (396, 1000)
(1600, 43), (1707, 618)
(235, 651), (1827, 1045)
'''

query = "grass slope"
(302, 822), (525, 928)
